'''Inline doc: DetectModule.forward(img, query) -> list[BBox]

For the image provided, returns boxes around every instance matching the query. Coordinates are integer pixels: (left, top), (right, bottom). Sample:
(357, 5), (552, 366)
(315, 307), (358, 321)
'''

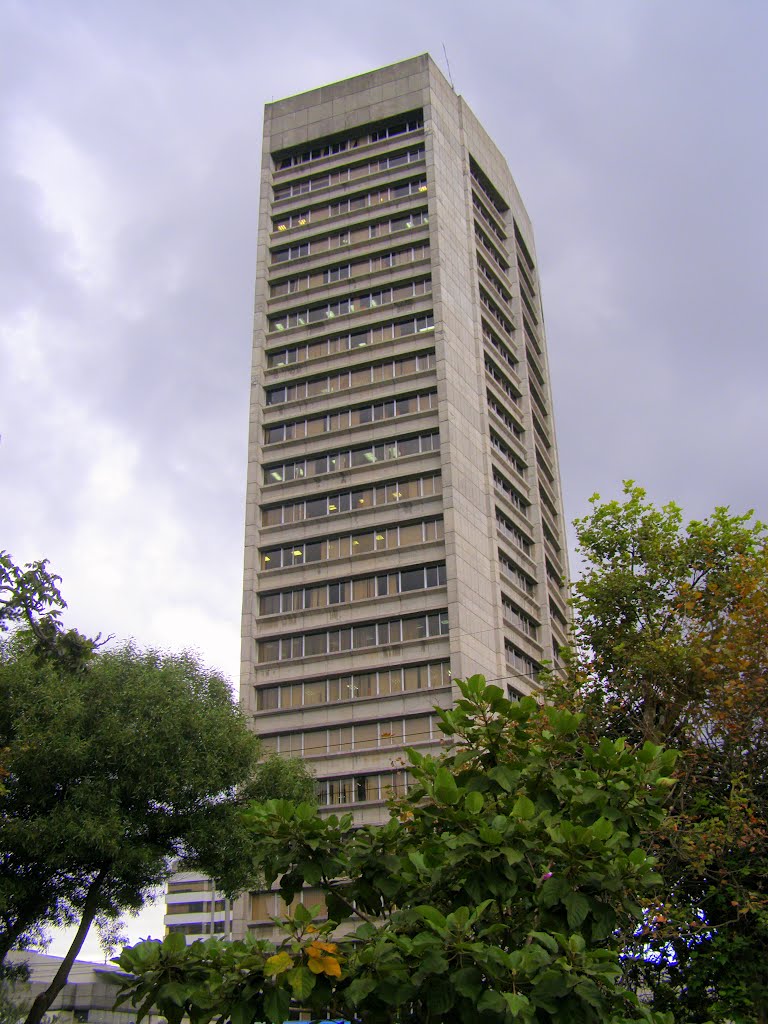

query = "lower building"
(4, 951), (162, 1024)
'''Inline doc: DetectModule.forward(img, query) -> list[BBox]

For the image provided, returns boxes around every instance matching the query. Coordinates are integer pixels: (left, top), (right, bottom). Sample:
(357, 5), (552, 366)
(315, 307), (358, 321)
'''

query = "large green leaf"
(434, 766), (460, 805)
(477, 989), (507, 1013)
(285, 966), (315, 1000)
(539, 875), (569, 908)
(451, 966), (483, 1001)
(504, 991), (531, 1016)
(591, 817), (614, 841)
(512, 795), (536, 819)
(464, 790), (484, 814)
(565, 891), (590, 929)
(263, 987), (290, 1024)
(344, 977), (377, 1007)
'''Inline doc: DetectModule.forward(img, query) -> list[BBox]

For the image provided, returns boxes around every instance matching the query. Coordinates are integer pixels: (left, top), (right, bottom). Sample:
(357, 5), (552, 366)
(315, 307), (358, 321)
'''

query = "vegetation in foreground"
(0, 551), (313, 1024)
(115, 676), (675, 1024)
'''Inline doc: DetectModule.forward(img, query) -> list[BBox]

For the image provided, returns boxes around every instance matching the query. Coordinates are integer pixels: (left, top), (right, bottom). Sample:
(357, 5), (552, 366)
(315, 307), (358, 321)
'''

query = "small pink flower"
(541, 872), (553, 880)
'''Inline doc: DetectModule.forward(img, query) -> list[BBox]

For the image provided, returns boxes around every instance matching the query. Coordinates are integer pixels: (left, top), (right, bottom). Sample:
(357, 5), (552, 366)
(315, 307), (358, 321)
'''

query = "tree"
(549, 483), (768, 1021)
(244, 753), (317, 805)
(114, 676), (675, 1024)
(0, 552), (311, 1024)
(0, 963), (31, 1024)
(0, 552), (65, 636)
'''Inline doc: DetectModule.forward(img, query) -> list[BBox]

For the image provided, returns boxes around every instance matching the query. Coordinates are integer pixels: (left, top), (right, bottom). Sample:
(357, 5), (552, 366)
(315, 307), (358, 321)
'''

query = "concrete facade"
(5, 951), (163, 1024)
(167, 54), (569, 942)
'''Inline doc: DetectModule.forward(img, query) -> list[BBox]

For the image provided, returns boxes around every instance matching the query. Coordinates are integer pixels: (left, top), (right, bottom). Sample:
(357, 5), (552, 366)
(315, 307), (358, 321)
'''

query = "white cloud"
(9, 114), (120, 291)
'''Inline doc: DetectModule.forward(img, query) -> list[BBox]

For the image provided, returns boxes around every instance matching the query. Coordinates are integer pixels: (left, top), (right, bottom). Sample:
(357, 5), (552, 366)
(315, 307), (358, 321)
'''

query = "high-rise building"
(165, 53), (569, 942)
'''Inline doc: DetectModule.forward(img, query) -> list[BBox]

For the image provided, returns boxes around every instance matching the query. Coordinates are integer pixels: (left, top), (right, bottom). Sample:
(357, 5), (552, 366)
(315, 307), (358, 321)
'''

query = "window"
(354, 722), (377, 749)
(253, 661), (450, 715)
(260, 593), (281, 615)
(356, 776), (375, 802)
(304, 731), (327, 755)
(404, 717), (432, 743)
(305, 679), (325, 704)
(324, 265), (351, 283)
(260, 474), (441, 529)
(257, 612), (448, 665)
(255, 686), (279, 711)
(263, 432), (439, 486)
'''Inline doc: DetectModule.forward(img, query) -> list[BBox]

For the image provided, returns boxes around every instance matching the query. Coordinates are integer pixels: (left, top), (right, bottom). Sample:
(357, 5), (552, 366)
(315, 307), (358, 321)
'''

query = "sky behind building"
(2, 0), (767, 957)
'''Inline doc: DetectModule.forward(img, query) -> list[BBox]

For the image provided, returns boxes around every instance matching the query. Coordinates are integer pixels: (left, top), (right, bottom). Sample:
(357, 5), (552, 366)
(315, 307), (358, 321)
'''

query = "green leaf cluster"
(549, 482), (768, 1021)
(116, 676), (674, 1024)
(0, 552), (315, 1024)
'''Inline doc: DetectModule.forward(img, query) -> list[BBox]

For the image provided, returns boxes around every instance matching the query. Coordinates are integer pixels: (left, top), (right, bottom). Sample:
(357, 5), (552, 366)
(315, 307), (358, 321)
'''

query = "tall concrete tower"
(165, 54), (569, 941)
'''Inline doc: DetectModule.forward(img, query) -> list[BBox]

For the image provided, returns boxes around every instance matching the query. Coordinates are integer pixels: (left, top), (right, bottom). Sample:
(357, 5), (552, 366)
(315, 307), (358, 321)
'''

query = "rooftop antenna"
(442, 44), (455, 91)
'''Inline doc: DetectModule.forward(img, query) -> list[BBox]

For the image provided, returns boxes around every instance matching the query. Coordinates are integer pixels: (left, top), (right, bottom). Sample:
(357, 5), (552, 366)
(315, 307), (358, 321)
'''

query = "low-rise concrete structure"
(5, 951), (160, 1024)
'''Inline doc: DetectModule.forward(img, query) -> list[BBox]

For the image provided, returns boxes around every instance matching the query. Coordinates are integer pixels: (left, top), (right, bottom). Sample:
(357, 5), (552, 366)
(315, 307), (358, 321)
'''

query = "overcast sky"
(3, 0), (767, 958)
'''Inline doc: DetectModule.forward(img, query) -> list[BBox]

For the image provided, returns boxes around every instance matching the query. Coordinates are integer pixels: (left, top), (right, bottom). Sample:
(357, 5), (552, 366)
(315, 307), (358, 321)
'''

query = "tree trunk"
(24, 867), (109, 1024)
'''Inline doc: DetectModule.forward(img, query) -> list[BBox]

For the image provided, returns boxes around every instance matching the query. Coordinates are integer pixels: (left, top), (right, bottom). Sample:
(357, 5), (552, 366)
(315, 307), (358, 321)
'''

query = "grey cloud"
(3, 0), (768, 597)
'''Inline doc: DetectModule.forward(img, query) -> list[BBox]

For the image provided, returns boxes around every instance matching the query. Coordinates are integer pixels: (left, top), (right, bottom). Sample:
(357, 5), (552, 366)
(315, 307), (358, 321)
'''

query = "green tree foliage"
(0, 552), (280, 1024)
(115, 677), (675, 1024)
(0, 552), (65, 635)
(549, 483), (768, 1022)
(244, 753), (316, 805)
(0, 963), (31, 1024)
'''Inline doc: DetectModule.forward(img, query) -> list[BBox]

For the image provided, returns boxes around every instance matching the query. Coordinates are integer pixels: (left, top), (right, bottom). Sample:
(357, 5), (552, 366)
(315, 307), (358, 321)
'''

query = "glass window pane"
(356, 673), (376, 698)
(251, 893), (276, 920)
(379, 721), (399, 745)
(399, 523), (422, 546)
(352, 532), (375, 554)
(260, 594), (281, 615)
(305, 631), (327, 656)
(304, 730), (327, 755)
(402, 616), (426, 642)
(305, 497), (327, 518)
(353, 624), (377, 648)
(259, 640), (280, 663)
(381, 669), (402, 695)
(305, 542), (322, 562)
(400, 569), (424, 592)
(261, 548), (280, 569)
(256, 686), (279, 710)
(304, 680), (326, 705)
(353, 577), (376, 601)
(404, 665), (425, 690)
(304, 586), (325, 610)
(356, 776), (375, 802)
(338, 627), (352, 651)
(328, 727), (353, 753)
(405, 717), (431, 743)
(328, 676), (352, 702)
(282, 683), (301, 708)
(430, 662), (448, 687)
(354, 722), (378, 749)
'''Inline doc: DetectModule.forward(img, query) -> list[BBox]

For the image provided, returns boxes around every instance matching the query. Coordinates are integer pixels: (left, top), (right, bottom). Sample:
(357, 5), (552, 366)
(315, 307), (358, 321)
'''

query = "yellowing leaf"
(307, 958), (325, 974)
(321, 957), (342, 978)
(264, 951), (293, 976)
(311, 940), (338, 954)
